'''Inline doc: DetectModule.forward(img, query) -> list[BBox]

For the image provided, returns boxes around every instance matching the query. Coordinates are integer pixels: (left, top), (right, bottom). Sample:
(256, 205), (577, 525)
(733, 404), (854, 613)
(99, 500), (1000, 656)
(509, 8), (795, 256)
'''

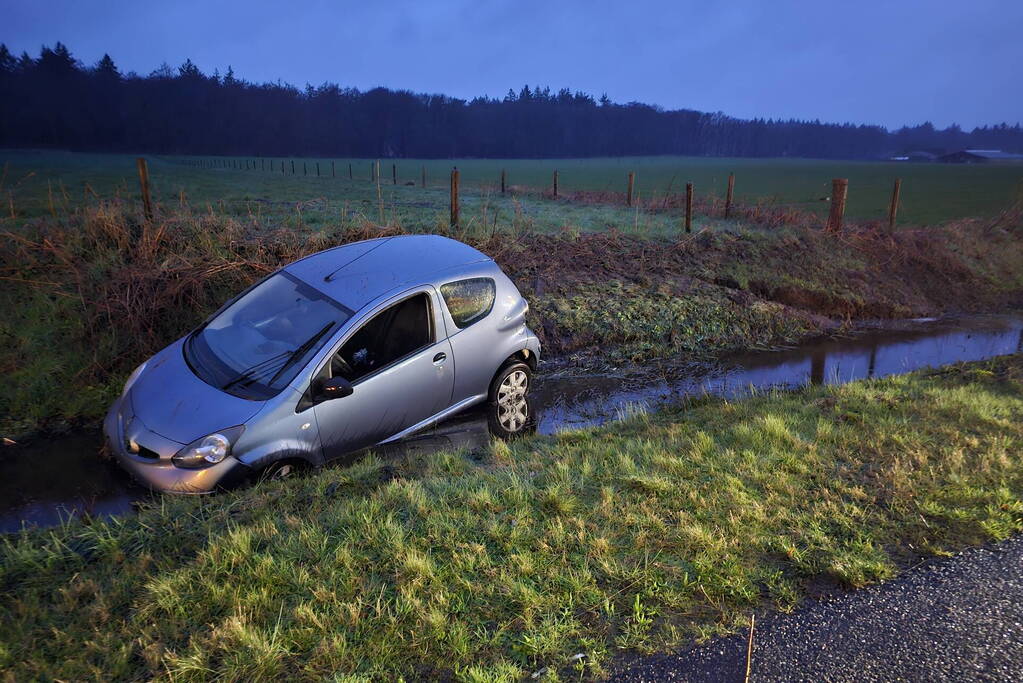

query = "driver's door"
(312, 289), (454, 462)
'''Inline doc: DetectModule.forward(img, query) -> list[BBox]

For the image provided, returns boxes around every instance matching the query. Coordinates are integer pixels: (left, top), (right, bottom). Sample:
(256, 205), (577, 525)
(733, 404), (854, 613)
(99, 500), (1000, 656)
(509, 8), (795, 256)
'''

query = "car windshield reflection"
(185, 272), (352, 399)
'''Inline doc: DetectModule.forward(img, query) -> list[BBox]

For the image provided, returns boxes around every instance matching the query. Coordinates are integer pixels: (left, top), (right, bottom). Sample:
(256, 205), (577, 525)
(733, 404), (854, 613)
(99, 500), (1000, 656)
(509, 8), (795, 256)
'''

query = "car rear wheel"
(488, 362), (534, 439)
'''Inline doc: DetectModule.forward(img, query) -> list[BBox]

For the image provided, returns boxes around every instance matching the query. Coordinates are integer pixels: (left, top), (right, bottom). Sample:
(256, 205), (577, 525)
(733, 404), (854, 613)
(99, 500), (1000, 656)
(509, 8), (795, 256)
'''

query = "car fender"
(234, 388), (325, 469)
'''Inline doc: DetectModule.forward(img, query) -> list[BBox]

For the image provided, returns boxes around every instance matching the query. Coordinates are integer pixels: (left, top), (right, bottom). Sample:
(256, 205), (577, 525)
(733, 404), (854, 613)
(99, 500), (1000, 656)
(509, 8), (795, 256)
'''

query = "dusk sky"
(4, 0), (1021, 131)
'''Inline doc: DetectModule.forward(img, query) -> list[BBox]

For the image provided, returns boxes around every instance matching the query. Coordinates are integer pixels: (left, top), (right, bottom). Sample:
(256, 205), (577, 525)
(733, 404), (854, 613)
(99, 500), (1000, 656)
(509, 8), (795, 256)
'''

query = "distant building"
(889, 150), (938, 162)
(937, 149), (1023, 163)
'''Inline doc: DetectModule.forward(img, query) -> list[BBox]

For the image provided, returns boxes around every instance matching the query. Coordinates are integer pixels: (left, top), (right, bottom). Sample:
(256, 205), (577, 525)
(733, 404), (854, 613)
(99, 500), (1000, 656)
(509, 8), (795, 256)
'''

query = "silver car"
(103, 235), (540, 493)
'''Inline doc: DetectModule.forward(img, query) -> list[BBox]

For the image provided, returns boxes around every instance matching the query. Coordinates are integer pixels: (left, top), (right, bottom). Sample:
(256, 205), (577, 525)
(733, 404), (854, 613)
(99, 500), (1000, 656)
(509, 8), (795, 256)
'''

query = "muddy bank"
(484, 221), (1023, 359)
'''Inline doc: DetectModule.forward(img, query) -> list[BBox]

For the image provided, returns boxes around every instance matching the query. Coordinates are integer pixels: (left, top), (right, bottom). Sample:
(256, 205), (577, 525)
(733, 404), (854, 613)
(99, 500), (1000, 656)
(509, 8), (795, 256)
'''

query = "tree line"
(2, 43), (1021, 160)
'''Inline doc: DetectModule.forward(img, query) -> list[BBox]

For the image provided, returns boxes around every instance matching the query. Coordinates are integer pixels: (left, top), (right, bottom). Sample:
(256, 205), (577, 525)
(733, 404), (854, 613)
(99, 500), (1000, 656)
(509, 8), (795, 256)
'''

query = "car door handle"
(433, 352), (447, 365)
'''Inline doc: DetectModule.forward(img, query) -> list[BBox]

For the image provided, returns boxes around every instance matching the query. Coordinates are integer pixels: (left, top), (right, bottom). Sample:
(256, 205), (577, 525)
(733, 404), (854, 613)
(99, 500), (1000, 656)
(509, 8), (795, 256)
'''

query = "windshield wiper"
(221, 322), (336, 393)
(265, 322), (336, 387)
(221, 349), (293, 390)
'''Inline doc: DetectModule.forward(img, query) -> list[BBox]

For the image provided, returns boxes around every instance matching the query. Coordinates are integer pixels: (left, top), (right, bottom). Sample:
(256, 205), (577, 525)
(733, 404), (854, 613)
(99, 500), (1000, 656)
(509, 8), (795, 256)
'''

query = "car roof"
(284, 234), (493, 311)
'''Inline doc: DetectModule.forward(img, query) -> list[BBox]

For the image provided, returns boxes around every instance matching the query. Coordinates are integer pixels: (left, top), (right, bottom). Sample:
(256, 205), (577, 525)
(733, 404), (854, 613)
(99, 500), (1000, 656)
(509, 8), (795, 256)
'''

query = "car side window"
(440, 278), (496, 329)
(330, 293), (434, 383)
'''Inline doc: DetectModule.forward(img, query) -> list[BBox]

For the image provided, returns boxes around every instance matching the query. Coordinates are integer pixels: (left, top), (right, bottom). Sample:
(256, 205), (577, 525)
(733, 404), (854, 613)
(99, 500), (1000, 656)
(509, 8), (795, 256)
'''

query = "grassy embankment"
(3, 152), (1023, 436)
(2, 356), (1023, 679)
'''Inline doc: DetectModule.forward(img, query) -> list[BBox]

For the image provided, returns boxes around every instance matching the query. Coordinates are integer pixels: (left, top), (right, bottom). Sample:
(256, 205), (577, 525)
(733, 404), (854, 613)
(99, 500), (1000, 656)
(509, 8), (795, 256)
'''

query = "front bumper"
(103, 395), (251, 494)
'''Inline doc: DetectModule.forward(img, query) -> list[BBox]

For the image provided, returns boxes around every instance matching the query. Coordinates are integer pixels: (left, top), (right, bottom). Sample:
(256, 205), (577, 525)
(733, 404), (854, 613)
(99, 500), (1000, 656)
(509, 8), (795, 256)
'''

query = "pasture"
(3, 151), (1021, 227)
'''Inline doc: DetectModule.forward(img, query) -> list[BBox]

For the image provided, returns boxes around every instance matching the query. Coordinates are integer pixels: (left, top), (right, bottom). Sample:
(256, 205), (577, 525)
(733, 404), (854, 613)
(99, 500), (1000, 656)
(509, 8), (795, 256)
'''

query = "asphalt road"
(611, 536), (1023, 682)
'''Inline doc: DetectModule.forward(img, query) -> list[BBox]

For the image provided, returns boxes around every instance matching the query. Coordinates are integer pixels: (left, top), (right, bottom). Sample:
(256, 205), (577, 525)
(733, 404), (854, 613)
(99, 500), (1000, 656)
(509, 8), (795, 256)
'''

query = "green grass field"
(3, 356), (1022, 680)
(3, 151), (1022, 227)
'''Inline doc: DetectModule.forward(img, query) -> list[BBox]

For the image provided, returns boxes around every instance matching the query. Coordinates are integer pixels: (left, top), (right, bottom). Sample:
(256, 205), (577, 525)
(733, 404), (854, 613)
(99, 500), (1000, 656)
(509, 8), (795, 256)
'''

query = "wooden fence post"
(422, 166), (426, 188)
(375, 160), (380, 183)
(450, 167), (460, 227)
(627, 171), (635, 207)
(501, 169), (507, 194)
(316, 162), (320, 177)
(685, 182), (693, 233)
(332, 161), (335, 178)
(888, 178), (901, 232)
(349, 163), (353, 180)
(303, 162), (307, 176)
(725, 173), (735, 218)
(291, 160), (295, 175)
(827, 178), (848, 232)
(392, 163), (397, 185)
(552, 170), (559, 199)
(136, 157), (153, 221)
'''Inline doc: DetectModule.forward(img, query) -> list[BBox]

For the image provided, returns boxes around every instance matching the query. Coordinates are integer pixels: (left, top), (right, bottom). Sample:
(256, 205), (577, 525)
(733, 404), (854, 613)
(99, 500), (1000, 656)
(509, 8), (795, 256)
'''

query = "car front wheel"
(258, 458), (307, 483)
(488, 361), (533, 439)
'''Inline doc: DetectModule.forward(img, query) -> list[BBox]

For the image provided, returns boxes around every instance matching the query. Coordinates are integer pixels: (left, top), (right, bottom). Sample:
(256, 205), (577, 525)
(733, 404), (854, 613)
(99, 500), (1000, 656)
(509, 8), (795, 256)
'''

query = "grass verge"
(3, 356), (1022, 680)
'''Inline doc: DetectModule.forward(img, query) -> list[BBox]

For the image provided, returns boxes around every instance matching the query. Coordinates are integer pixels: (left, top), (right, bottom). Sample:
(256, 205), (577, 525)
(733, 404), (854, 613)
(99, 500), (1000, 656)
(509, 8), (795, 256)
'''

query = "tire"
(258, 458), (307, 483)
(487, 361), (535, 439)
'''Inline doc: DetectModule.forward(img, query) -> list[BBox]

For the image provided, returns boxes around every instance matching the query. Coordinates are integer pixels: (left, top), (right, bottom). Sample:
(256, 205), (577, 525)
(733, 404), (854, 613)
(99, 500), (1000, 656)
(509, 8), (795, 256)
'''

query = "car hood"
(128, 338), (266, 445)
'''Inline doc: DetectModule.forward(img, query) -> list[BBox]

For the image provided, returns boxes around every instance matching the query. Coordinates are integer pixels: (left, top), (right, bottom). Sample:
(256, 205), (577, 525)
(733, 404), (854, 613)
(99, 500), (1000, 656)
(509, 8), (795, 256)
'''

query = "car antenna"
(323, 237), (393, 283)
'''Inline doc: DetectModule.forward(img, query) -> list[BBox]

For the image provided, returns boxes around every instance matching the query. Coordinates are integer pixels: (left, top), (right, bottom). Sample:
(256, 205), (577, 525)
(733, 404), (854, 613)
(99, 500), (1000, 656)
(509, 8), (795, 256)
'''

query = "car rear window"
(440, 278), (496, 329)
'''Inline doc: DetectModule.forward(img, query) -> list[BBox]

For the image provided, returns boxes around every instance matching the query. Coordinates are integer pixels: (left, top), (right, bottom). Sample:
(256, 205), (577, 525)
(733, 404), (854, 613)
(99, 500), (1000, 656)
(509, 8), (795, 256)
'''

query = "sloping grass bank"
(3, 356), (1022, 680)
(4, 202), (1023, 437)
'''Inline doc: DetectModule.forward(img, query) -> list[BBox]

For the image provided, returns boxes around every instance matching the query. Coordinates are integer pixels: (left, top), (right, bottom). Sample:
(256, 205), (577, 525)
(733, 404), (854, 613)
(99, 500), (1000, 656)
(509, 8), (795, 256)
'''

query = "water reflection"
(532, 315), (1023, 433)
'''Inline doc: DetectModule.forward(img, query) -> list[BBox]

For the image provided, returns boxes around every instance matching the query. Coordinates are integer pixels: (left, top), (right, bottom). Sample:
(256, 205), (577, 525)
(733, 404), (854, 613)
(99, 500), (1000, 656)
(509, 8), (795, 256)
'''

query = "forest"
(2, 42), (1022, 160)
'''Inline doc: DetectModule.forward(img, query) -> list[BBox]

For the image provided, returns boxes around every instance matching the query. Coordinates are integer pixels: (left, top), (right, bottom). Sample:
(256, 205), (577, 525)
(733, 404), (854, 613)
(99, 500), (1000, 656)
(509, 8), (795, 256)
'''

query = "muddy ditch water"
(2, 313), (1022, 534)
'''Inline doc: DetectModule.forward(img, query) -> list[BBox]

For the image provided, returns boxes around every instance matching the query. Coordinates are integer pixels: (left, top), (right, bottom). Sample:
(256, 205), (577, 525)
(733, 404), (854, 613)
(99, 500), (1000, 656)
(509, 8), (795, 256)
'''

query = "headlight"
(172, 426), (244, 469)
(122, 361), (148, 396)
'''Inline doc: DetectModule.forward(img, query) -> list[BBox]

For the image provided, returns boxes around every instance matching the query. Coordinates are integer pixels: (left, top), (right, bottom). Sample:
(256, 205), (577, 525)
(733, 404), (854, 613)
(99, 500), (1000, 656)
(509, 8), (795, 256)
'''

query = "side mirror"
(316, 376), (353, 401)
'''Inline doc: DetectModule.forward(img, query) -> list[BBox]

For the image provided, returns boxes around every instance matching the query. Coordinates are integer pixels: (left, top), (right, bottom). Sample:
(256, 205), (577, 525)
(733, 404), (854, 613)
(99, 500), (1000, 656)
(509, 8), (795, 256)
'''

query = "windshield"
(185, 272), (352, 399)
